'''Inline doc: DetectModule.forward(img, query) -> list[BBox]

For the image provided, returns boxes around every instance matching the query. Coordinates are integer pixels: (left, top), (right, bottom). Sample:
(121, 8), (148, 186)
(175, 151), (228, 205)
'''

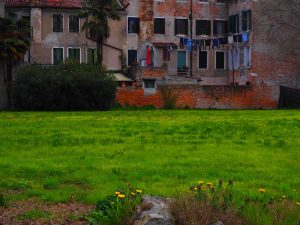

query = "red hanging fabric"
(146, 47), (151, 67)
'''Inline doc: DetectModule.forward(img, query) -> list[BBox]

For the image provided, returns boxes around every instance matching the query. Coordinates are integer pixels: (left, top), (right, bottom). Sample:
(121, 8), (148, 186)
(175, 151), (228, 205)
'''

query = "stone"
(133, 196), (174, 225)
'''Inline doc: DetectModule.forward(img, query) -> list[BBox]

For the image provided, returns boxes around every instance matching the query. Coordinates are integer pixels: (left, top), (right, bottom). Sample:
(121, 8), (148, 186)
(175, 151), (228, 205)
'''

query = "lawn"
(0, 110), (299, 223)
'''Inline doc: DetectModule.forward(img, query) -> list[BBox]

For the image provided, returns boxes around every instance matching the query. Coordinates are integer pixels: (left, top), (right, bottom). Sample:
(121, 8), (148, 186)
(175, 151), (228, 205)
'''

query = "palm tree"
(80, 0), (121, 65)
(0, 16), (30, 108)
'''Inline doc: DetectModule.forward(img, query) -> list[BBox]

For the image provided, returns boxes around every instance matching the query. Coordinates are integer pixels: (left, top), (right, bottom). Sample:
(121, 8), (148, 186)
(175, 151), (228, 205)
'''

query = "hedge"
(13, 63), (117, 110)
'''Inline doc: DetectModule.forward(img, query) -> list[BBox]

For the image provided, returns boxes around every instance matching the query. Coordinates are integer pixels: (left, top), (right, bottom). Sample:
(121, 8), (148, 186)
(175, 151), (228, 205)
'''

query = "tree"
(0, 16), (30, 108)
(256, 0), (300, 57)
(80, 0), (121, 65)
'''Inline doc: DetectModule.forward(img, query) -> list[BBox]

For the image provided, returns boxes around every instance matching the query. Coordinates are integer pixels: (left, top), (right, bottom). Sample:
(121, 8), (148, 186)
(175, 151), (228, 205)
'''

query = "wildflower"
(118, 194), (125, 199)
(259, 188), (266, 193)
(198, 181), (204, 185)
(115, 191), (120, 195)
(296, 202), (300, 206)
(190, 185), (195, 191)
(282, 195), (287, 199)
(131, 192), (136, 196)
(194, 187), (198, 191)
(136, 189), (142, 193)
(207, 182), (213, 187)
(197, 185), (202, 190)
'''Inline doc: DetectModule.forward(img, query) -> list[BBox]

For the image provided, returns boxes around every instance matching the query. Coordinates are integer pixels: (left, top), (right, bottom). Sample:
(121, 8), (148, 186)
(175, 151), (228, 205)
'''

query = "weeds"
(85, 184), (142, 225)
(0, 193), (7, 207)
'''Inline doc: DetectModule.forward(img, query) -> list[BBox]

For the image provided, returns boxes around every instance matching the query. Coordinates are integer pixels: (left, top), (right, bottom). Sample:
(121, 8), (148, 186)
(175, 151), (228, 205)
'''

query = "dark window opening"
(69, 15), (79, 33)
(128, 50), (138, 66)
(87, 48), (97, 64)
(128, 17), (140, 34)
(199, 51), (208, 69)
(154, 18), (165, 34)
(53, 14), (63, 32)
(242, 10), (251, 31)
(229, 14), (239, 33)
(53, 48), (63, 64)
(196, 20), (211, 36)
(216, 51), (225, 69)
(163, 48), (170, 61)
(175, 18), (188, 36)
(144, 79), (156, 89)
(213, 20), (228, 35)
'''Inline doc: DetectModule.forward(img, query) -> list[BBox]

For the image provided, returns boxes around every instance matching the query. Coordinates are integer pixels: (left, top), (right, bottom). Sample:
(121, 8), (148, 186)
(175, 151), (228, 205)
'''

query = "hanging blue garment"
(212, 38), (220, 49)
(242, 32), (249, 42)
(187, 39), (193, 52)
(183, 38), (188, 45)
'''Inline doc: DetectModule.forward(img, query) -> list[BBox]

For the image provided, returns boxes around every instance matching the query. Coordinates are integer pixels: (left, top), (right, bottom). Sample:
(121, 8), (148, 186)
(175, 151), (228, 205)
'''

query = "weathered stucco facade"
(3, 0), (300, 109)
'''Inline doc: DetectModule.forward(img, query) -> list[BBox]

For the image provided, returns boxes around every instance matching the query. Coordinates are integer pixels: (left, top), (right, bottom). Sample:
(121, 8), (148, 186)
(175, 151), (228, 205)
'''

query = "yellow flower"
(136, 189), (142, 193)
(282, 195), (287, 199)
(194, 187), (198, 191)
(115, 191), (120, 195)
(118, 194), (125, 199)
(207, 182), (213, 187)
(296, 202), (300, 206)
(131, 192), (136, 196)
(259, 188), (266, 193)
(198, 181), (204, 185)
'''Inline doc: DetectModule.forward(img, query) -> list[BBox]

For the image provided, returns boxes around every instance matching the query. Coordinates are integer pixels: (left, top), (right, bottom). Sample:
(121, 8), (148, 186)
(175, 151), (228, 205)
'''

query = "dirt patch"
(0, 199), (93, 225)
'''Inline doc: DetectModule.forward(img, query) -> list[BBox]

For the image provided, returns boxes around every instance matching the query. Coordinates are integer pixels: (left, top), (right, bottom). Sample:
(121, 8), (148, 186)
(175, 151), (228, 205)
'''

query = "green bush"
(13, 64), (117, 110)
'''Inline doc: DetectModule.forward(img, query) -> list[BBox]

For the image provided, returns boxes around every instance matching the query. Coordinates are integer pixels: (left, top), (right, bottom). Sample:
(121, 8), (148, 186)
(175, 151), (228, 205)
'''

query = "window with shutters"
(196, 20), (211, 36)
(175, 18), (188, 36)
(68, 48), (81, 63)
(242, 10), (251, 31)
(215, 51), (225, 69)
(53, 14), (63, 32)
(154, 18), (165, 35)
(87, 48), (97, 64)
(213, 20), (228, 35)
(199, 51), (208, 69)
(229, 14), (239, 33)
(128, 17), (140, 34)
(53, 48), (64, 64)
(69, 15), (79, 33)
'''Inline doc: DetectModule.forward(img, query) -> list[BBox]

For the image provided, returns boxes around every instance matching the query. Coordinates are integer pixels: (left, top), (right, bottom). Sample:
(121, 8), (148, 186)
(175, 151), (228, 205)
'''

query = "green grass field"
(0, 110), (299, 223)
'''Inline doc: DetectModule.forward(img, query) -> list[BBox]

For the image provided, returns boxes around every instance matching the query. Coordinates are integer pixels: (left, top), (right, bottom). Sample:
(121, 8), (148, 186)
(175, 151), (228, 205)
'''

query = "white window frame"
(198, 50), (208, 70)
(68, 15), (80, 33)
(52, 47), (64, 64)
(67, 47), (81, 63)
(52, 14), (64, 33)
(215, 50), (226, 70)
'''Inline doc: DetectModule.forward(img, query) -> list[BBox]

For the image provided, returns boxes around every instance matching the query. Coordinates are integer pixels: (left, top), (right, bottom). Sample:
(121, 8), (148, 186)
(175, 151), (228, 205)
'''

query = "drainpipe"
(103, 43), (124, 71)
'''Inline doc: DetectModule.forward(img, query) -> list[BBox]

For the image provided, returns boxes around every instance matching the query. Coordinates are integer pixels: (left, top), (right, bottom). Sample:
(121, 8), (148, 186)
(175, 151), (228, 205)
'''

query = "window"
(87, 48), (97, 64)
(53, 48), (64, 64)
(68, 48), (81, 63)
(128, 49), (138, 66)
(229, 14), (239, 33)
(163, 48), (170, 61)
(199, 51), (208, 69)
(175, 18), (188, 36)
(143, 79), (156, 89)
(242, 10), (251, 31)
(196, 20), (211, 35)
(215, 51), (225, 69)
(154, 18), (165, 34)
(69, 15), (79, 33)
(128, 17), (140, 34)
(53, 14), (63, 32)
(213, 20), (228, 35)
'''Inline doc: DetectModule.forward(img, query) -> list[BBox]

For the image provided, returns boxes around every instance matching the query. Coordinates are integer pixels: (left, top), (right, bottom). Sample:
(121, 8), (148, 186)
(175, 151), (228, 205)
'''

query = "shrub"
(0, 193), (6, 207)
(13, 63), (117, 110)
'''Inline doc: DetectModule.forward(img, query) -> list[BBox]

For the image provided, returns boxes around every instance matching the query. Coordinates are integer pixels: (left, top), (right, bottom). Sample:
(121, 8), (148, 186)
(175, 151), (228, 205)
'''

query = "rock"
(211, 221), (225, 225)
(133, 196), (174, 225)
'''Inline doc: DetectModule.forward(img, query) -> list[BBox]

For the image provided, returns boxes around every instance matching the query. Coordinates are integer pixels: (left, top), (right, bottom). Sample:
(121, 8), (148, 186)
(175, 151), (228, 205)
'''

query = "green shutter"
(88, 48), (93, 64)
(75, 49), (80, 62)
(94, 49), (98, 64)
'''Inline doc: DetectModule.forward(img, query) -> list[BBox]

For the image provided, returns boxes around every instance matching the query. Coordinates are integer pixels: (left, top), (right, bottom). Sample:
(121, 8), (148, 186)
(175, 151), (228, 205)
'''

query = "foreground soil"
(0, 199), (93, 225)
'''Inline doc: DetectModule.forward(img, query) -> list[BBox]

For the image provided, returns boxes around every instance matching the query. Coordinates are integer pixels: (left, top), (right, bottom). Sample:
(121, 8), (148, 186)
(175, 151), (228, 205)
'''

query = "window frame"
(127, 49), (138, 66)
(175, 18), (188, 36)
(127, 16), (140, 34)
(196, 19), (211, 36)
(67, 47), (81, 63)
(52, 14), (64, 33)
(68, 15), (80, 33)
(154, 17), (166, 35)
(52, 47), (64, 64)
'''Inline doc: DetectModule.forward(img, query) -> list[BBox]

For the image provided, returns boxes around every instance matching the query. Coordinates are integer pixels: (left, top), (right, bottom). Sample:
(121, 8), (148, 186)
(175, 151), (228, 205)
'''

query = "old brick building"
(2, 0), (300, 109)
